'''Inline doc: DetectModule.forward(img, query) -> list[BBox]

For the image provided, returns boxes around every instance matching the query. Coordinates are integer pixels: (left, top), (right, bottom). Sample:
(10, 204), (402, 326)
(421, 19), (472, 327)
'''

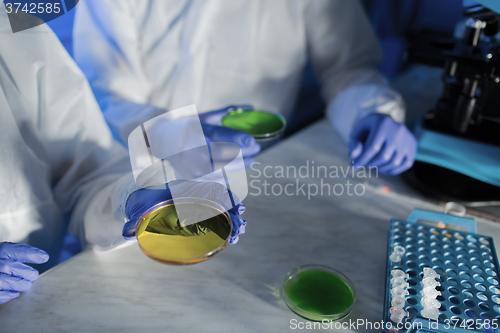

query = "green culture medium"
(221, 109), (286, 139)
(283, 266), (355, 321)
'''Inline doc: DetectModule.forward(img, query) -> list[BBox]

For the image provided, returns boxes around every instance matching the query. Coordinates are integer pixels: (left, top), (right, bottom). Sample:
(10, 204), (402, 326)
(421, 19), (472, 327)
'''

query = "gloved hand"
(123, 180), (247, 244)
(199, 105), (261, 165)
(349, 114), (417, 175)
(0, 242), (49, 304)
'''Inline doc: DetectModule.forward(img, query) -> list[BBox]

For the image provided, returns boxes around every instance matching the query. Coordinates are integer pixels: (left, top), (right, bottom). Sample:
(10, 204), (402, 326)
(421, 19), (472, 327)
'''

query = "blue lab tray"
(383, 210), (500, 333)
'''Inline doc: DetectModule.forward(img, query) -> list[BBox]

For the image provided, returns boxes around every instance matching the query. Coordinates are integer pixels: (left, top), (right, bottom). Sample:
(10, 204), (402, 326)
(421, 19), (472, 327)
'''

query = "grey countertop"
(1, 120), (499, 333)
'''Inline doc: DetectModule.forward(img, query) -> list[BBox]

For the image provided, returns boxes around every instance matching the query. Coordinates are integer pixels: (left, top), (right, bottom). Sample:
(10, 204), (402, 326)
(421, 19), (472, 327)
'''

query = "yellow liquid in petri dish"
(136, 201), (231, 265)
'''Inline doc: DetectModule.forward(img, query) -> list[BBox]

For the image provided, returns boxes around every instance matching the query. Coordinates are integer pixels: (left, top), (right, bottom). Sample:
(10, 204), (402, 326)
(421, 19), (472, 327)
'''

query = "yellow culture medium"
(136, 200), (232, 265)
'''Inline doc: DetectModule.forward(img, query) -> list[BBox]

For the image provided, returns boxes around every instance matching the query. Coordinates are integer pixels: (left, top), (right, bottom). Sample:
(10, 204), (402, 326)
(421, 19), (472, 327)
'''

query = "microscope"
(403, 4), (500, 201)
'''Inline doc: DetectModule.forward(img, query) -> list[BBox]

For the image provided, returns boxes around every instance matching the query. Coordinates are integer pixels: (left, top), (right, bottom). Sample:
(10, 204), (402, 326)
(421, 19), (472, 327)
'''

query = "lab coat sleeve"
(74, 0), (165, 144)
(26, 22), (137, 249)
(304, 0), (406, 143)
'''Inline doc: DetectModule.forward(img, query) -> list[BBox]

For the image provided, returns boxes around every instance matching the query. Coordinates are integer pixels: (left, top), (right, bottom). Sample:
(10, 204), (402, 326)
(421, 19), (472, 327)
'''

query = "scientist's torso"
(141, 0), (307, 116)
(77, 0), (319, 116)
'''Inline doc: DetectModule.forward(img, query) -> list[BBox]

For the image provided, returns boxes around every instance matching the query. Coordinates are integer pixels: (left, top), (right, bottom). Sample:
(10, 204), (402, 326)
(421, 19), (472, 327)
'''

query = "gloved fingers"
(228, 200), (246, 245)
(351, 119), (390, 168)
(387, 156), (414, 175)
(226, 190), (243, 211)
(229, 212), (246, 235)
(380, 129), (417, 175)
(365, 142), (396, 168)
(125, 188), (172, 221)
(228, 211), (247, 245)
(350, 116), (371, 144)
(237, 201), (246, 215)
(0, 243), (49, 264)
(0, 290), (19, 304)
(230, 234), (240, 244)
(349, 141), (363, 160)
(0, 274), (32, 292)
(387, 141), (417, 175)
(199, 104), (253, 125)
(202, 124), (261, 157)
(378, 160), (402, 174)
(239, 220), (247, 235)
(0, 259), (39, 282)
(376, 145), (408, 174)
(124, 188), (173, 240)
(352, 131), (387, 168)
(122, 219), (139, 240)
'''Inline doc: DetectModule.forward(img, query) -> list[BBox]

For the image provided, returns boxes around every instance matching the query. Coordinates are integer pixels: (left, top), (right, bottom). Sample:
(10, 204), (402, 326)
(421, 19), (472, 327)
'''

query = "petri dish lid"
(221, 109), (286, 140)
(282, 264), (356, 322)
(135, 197), (232, 265)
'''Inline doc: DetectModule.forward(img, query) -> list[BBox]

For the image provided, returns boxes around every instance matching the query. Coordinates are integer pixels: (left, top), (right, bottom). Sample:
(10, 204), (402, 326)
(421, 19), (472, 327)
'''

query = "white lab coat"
(0, 10), (135, 270)
(73, 0), (405, 145)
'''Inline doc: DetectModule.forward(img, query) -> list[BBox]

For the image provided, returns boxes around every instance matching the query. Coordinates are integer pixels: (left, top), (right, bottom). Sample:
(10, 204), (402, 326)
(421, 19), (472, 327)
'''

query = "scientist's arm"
(26, 23), (137, 250)
(305, 0), (416, 174)
(73, 0), (164, 144)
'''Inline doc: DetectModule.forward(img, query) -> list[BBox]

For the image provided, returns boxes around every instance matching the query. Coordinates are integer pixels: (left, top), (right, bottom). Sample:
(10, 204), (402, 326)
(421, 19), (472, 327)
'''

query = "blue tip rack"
(383, 209), (500, 333)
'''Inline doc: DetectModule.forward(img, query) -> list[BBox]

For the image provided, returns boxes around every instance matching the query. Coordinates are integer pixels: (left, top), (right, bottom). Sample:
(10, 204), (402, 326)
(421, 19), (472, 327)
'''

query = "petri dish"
(282, 265), (356, 322)
(222, 109), (286, 140)
(135, 197), (232, 265)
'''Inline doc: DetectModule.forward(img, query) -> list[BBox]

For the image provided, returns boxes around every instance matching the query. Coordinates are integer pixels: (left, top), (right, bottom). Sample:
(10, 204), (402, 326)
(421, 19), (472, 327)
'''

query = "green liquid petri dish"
(221, 109), (286, 140)
(282, 265), (356, 322)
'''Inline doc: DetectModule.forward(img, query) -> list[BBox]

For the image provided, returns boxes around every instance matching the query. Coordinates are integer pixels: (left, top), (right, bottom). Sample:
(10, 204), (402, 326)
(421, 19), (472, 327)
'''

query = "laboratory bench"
(1, 119), (499, 332)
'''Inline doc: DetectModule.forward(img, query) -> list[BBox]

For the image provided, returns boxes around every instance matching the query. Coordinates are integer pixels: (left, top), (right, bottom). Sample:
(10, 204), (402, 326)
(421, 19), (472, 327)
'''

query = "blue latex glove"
(349, 114), (417, 175)
(0, 242), (49, 304)
(123, 180), (247, 244)
(199, 105), (261, 162)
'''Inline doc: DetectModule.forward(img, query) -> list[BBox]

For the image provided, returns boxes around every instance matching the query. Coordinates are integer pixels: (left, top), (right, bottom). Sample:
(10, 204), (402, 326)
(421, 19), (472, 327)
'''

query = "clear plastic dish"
(135, 197), (232, 265)
(282, 264), (356, 322)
